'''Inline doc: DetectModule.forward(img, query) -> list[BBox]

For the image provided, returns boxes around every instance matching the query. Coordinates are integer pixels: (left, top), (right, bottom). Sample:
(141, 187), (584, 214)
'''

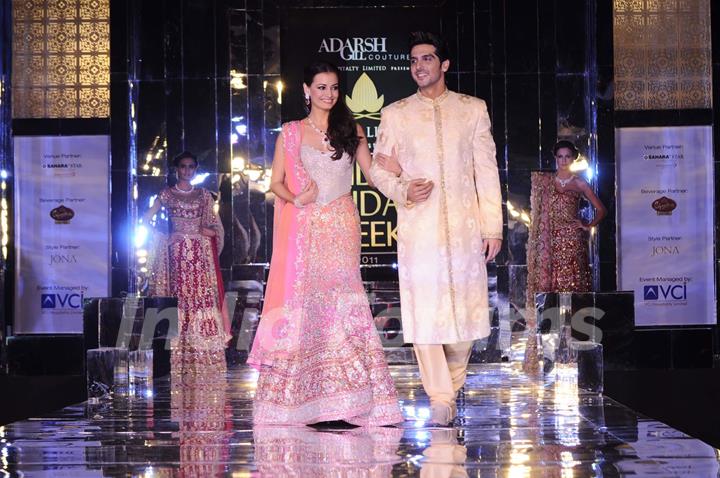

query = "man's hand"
(407, 179), (434, 203)
(482, 238), (502, 263)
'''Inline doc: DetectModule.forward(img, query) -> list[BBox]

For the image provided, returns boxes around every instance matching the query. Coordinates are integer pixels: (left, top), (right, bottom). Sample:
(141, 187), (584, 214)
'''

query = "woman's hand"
(374, 148), (402, 177)
(294, 180), (319, 207)
(573, 219), (590, 231)
(201, 227), (217, 237)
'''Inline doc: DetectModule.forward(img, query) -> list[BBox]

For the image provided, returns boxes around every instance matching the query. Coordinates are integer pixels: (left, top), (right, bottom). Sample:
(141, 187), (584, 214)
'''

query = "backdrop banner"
(14, 135), (110, 333)
(616, 126), (715, 326)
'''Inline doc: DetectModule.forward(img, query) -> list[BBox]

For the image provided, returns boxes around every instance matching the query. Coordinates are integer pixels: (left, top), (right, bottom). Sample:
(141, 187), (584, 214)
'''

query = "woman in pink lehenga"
(248, 62), (403, 426)
(144, 151), (231, 380)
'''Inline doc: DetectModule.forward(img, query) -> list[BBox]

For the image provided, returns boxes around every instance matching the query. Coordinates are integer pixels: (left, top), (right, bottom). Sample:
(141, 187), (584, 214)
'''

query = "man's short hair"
(409, 31), (450, 63)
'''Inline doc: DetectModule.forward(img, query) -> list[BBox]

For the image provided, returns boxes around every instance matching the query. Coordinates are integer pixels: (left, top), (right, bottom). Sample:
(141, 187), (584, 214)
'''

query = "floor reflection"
(253, 426), (402, 476)
(171, 370), (232, 477)
(2, 363), (719, 477)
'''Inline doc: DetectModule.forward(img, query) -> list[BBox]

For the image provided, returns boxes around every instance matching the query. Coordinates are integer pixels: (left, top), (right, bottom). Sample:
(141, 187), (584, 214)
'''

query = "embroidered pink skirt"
(252, 196), (403, 426)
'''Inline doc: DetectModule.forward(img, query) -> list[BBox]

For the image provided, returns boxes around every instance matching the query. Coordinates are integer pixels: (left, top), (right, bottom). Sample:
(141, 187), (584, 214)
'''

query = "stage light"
(230, 77), (246, 90)
(510, 449), (530, 465)
(414, 430), (430, 443)
(190, 173), (209, 185)
(234, 124), (247, 136)
(506, 200), (516, 211)
(276, 80), (284, 104)
(510, 209), (520, 218)
(230, 70), (247, 90)
(135, 225), (149, 248)
(231, 133), (239, 144)
(570, 157), (589, 172)
(232, 156), (246, 172)
(246, 168), (262, 182)
(0, 170), (7, 179)
(257, 175), (271, 193)
(585, 167), (594, 181)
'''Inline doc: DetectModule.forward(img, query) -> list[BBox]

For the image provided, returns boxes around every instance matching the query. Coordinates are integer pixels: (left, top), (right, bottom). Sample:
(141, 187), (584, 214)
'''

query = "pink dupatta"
(247, 121), (310, 368)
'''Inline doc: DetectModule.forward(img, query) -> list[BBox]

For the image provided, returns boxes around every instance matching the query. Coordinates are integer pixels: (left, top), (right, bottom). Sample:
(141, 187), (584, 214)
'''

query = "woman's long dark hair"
(303, 61), (360, 160)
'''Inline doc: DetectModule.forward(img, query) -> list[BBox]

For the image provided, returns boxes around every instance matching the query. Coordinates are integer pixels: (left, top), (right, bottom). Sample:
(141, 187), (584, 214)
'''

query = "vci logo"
(41, 293), (83, 309)
(643, 284), (687, 301)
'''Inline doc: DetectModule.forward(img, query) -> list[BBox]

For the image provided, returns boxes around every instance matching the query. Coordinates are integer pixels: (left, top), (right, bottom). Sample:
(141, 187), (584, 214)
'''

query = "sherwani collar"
(416, 87), (450, 106)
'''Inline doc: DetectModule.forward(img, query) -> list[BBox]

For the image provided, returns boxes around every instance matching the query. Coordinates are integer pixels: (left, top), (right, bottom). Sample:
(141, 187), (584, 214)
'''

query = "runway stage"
(2, 363), (718, 477)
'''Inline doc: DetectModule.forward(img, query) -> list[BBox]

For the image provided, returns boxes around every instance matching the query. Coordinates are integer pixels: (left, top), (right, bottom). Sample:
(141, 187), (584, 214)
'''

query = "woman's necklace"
(306, 117), (329, 145)
(174, 183), (194, 194)
(555, 174), (574, 188)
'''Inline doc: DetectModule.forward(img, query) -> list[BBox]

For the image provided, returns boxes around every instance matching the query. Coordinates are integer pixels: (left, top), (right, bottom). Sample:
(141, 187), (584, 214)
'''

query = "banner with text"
(281, 7), (439, 265)
(14, 135), (110, 333)
(617, 126), (715, 326)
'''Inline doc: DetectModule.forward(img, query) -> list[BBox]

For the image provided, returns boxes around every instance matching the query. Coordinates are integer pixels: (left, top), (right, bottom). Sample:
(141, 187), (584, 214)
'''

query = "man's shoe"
(429, 403), (454, 427)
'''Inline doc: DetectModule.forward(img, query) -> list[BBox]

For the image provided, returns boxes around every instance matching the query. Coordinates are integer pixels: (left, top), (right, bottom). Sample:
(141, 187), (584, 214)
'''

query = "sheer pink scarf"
(247, 121), (310, 369)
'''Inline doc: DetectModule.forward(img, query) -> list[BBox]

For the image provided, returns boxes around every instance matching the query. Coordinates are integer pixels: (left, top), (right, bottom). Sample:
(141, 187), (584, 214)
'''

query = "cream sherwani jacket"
(369, 89), (503, 344)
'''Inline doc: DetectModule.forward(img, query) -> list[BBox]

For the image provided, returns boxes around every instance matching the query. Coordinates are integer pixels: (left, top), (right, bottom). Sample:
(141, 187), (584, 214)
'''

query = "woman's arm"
(269, 133), (318, 207)
(578, 178), (607, 228)
(354, 124), (375, 188)
(269, 134), (295, 203)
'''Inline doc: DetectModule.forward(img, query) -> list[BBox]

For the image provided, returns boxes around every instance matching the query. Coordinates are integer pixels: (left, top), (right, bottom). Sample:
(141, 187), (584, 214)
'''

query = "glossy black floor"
(2, 360), (719, 477)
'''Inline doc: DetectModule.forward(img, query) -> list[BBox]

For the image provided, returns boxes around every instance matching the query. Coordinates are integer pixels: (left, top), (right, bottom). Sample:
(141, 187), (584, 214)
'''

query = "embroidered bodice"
(300, 145), (353, 206)
(159, 187), (211, 235)
(550, 188), (582, 229)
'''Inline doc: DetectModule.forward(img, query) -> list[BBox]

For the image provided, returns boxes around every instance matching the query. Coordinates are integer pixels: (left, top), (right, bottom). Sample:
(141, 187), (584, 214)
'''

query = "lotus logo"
(346, 73), (384, 120)
(652, 196), (677, 216)
(50, 205), (75, 223)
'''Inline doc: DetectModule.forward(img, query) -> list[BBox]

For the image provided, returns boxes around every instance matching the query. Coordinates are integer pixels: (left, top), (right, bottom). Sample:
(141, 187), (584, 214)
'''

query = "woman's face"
(176, 157), (198, 182)
(304, 72), (339, 112)
(555, 147), (576, 171)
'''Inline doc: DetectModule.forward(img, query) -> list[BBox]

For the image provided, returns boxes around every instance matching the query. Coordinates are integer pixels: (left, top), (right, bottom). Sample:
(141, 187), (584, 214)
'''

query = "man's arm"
(472, 100), (503, 241)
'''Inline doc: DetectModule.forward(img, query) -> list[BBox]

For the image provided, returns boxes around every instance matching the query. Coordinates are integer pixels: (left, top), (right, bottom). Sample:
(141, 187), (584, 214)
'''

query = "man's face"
(410, 44), (449, 89)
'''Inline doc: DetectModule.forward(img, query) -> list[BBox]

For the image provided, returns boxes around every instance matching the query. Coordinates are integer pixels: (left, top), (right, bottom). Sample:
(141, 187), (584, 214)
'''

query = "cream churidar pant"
(413, 341), (473, 421)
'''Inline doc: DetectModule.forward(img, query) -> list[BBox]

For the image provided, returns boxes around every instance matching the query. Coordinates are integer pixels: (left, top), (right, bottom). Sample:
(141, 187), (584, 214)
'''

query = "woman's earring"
(304, 94), (310, 106)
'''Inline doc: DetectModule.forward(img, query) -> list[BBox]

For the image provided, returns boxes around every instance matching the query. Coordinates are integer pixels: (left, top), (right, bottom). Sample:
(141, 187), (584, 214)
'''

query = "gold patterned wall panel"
(614, 0), (712, 110)
(12, 0), (110, 118)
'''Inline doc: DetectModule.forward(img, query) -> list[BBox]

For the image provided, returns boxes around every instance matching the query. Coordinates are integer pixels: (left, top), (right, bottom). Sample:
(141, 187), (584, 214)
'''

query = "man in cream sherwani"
(370, 32), (503, 425)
